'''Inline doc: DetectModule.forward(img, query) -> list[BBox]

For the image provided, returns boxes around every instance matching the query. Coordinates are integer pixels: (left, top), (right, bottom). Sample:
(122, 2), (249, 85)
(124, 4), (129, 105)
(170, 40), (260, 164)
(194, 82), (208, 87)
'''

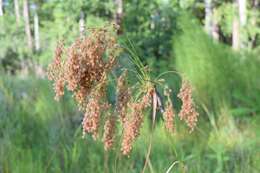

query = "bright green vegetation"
(1, 0), (260, 172)
(0, 74), (259, 173)
(174, 14), (260, 113)
(1, 21), (260, 171)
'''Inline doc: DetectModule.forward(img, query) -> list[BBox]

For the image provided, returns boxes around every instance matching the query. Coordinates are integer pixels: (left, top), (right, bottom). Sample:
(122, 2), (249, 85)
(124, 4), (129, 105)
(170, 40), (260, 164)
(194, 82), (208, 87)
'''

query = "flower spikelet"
(47, 41), (65, 100)
(116, 70), (131, 124)
(82, 94), (101, 140)
(47, 27), (120, 108)
(103, 114), (116, 151)
(121, 88), (152, 155)
(177, 80), (199, 132)
(163, 88), (175, 133)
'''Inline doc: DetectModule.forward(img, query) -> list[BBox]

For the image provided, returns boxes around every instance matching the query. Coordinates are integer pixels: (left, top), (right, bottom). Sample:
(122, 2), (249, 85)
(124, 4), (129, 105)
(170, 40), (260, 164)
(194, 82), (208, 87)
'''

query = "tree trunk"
(34, 12), (40, 51)
(238, 0), (247, 48)
(23, 0), (33, 51)
(204, 0), (213, 35)
(14, 0), (21, 24)
(212, 21), (219, 41)
(0, 0), (3, 16)
(251, 0), (259, 48)
(114, 0), (123, 34)
(238, 0), (247, 27)
(212, 9), (219, 41)
(232, 16), (240, 50)
(79, 11), (85, 37)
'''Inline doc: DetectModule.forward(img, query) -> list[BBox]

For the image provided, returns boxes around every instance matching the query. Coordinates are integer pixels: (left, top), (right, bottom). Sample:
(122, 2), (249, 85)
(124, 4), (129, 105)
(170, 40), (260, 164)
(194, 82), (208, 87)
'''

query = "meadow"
(1, 1), (260, 172)
(1, 19), (260, 172)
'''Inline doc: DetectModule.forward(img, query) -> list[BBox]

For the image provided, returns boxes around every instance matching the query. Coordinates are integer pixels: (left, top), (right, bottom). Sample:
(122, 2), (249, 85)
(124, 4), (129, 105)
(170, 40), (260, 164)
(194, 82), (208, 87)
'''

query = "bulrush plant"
(47, 25), (199, 157)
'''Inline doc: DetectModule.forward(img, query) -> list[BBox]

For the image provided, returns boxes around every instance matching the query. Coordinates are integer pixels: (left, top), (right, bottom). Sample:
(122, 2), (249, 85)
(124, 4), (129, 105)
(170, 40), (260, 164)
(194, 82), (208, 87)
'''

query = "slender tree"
(114, 0), (123, 34)
(238, 0), (247, 26)
(212, 18), (219, 40)
(212, 7), (220, 41)
(239, 0), (247, 48)
(205, 0), (220, 41)
(251, 0), (259, 48)
(233, 0), (247, 50)
(14, 0), (21, 24)
(79, 11), (85, 37)
(23, 0), (33, 51)
(34, 11), (40, 51)
(232, 14), (240, 50)
(0, 0), (3, 16)
(205, 0), (213, 35)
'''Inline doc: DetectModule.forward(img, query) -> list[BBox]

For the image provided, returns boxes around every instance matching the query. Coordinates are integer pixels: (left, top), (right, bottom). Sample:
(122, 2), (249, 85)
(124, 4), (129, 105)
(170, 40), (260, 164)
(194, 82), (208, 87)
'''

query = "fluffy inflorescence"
(48, 26), (199, 155)
(163, 89), (175, 133)
(116, 70), (131, 124)
(47, 27), (120, 142)
(48, 28), (119, 107)
(103, 114), (116, 151)
(121, 88), (152, 155)
(82, 97), (101, 139)
(47, 41), (65, 100)
(178, 80), (199, 132)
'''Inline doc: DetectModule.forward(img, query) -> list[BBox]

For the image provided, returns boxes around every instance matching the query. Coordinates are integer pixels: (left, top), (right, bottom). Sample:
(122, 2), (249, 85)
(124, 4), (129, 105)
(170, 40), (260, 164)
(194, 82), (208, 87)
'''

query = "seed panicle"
(178, 80), (199, 132)
(163, 88), (175, 133)
(103, 114), (116, 151)
(121, 88), (153, 155)
(47, 25), (199, 155)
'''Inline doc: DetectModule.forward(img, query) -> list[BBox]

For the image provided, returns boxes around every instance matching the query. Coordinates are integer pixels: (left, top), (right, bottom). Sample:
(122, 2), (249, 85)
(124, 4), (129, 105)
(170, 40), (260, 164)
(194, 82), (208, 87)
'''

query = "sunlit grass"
(0, 75), (259, 173)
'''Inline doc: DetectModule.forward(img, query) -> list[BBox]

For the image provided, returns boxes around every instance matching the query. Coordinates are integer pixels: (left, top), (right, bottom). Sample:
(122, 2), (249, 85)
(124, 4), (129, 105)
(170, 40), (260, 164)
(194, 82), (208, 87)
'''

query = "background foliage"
(0, 0), (259, 172)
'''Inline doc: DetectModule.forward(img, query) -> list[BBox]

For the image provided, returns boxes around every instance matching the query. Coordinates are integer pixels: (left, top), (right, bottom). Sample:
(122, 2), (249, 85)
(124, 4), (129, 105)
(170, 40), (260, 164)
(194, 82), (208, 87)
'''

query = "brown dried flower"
(47, 41), (65, 100)
(81, 78), (110, 139)
(47, 40), (64, 80)
(121, 88), (153, 155)
(47, 25), (200, 156)
(47, 27), (120, 140)
(82, 95), (101, 140)
(116, 70), (131, 124)
(54, 78), (65, 101)
(177, 80), (199, 132)
(103, 114), (116, 151)
(47, 27), (119, 107)
(163, 89), (175, 133)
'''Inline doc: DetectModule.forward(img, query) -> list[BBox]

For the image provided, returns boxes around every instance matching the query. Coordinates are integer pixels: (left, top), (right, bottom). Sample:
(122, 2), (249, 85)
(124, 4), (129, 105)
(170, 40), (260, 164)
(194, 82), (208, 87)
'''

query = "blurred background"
(0, 0), (260, 172)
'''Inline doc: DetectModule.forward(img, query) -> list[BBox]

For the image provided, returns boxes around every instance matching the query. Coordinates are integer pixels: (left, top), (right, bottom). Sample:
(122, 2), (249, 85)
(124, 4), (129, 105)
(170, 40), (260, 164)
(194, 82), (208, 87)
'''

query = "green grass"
(0, 75), (259, 173)
(0, 14), (259, 172)
(173, 13), (260, 115)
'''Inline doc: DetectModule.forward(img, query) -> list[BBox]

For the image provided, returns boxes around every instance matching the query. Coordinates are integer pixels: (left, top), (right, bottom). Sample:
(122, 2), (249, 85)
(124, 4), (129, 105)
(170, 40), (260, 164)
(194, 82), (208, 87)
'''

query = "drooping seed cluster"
(121, 88), (153, 155)
(178, 80), (199, 132)
(47, 27), (119, 107)
(116, 70), (131, 124)
(47, 25), (199, 155)
(163, 88), (175, 133)
(103, 114), (116, 151)
(47, 41), (65, 100)
(47, 26), (120, 143)
(82, 87), (109, 140)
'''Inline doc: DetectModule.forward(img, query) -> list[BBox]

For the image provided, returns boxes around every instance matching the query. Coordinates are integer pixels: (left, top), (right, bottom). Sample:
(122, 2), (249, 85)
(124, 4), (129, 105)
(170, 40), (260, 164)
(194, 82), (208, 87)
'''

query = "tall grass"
(173, 13), (260, 116)
(0, 14), (259, 173)
(171, 13), (260, 172)
(0, 75), (259, 173)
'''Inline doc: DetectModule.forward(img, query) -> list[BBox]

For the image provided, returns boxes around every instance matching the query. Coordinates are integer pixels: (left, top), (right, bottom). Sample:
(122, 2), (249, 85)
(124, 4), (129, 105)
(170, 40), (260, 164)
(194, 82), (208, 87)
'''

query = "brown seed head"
(47, 27), (120, 108)
(177, 80), (199, 132)
(82, 96), (101, 140)
(116, 70), (131, 124)
(163, 88), (175, 133)
(103, 114), (116, 151)
(121, 88), (152, 155)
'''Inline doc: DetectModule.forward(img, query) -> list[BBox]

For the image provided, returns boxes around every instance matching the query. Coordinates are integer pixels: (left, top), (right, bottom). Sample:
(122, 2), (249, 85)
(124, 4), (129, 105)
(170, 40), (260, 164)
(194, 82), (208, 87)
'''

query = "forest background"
(0, 0), (260, 172)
